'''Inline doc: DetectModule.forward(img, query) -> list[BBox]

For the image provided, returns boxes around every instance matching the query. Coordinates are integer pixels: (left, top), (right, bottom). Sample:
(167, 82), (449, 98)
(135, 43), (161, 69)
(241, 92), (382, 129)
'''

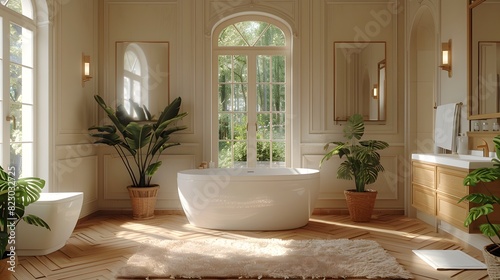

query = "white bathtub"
(177, 168), (320, 230)
(16, 192), (84, 256)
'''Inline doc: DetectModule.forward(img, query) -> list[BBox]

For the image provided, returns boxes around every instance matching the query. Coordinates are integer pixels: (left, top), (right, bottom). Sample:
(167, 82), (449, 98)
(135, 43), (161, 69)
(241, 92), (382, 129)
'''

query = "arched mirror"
(334, 41), (386, 122)
(115, 41), (170, 119)
(468, 0), (500, 119)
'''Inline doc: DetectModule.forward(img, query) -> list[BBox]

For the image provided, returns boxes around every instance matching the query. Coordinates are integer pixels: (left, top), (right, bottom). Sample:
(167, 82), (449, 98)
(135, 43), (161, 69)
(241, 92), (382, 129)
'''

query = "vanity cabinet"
(412, 160), (500, 233)
(411, 162), (436, 216)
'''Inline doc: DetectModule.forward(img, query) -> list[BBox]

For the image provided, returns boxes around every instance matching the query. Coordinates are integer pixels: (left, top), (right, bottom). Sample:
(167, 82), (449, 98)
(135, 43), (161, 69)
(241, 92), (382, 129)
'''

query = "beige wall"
(51, 0), (99, 217)
(49, 0), (472, 217)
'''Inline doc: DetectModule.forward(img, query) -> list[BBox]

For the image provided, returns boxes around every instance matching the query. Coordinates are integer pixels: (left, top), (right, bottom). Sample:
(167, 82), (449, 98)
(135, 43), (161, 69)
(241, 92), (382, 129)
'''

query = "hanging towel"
(435, 103), (460, 152)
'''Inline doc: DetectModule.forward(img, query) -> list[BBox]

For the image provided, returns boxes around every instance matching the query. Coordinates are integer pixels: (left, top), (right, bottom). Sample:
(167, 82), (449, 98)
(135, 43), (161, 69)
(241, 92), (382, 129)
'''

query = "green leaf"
(146, 162), (162, 176)
(463, 204), (494, 227)
(124, 123), (153, 150)
(157, 97), (182, 125)
(463, 167), (500, 186)
(22, 214), (51, 230)
(94, 95), (127, 133)
(480, 223), (500, 237)
(343, 114), (364, 140)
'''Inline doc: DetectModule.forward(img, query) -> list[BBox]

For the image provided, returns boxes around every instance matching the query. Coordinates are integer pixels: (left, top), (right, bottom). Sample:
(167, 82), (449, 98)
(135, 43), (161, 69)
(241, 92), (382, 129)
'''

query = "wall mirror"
(115, 41), (170, 119)
(334, 42), (386, 123)
(469, 0), (500, 119)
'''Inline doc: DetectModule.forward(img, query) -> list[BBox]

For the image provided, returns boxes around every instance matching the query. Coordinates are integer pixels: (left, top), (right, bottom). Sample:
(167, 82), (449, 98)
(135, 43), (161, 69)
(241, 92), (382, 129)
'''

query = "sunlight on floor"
(309, 217), (446, 242)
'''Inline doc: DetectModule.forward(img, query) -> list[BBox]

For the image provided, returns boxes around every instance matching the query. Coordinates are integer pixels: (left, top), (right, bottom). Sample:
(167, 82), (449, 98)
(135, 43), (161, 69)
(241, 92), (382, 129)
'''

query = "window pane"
(10, 103), (33, 142)
(272, 113), (285, 140)
(256, 141), (270, 163)
(218, 55), (232, 82)
(124, 51), (140, 75)
(233, 141), (247, 167)
(218, 141), (248, 168)
(218, 84), (232, 112)
(233, 55), (247, 83)
(233, 84), (247, 111)
(21, 65), (33, 104)
(10, 22), (33, 67)
(235, 21), (269, 46)
(2, 0), (33, 19)
(219, 21), (285, 47)
(10, 63), (22, 102)
(272, 142), (285, 162)
(10, 142), (22, 179)
(218, 113), (232, 140)
(257, 84), (270, 112)
(218, 25), (247, 46)
(233, 113), (247, 139)
(272, 56), (285, 82)
(255, 25), (286, 46)
(218, 141), (232, 168)
(257, 113), (270, 139)
(256, 55), (270, 82)
(272, 84), (285, 111)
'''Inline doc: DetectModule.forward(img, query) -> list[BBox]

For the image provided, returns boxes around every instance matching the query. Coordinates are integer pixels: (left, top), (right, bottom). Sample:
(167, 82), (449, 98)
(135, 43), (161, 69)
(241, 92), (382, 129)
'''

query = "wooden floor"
(11, 213), (490, 280)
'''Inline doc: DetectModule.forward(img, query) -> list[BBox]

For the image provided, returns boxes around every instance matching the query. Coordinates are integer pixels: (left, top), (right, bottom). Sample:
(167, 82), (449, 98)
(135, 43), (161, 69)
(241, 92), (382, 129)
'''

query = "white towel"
(435, 103), (460, 152)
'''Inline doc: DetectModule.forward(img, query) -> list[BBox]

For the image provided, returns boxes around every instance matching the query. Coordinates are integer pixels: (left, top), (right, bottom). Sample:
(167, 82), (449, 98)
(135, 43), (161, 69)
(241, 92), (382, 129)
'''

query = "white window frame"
(212, 15), (292, 168)
(0, 1), (37, 177)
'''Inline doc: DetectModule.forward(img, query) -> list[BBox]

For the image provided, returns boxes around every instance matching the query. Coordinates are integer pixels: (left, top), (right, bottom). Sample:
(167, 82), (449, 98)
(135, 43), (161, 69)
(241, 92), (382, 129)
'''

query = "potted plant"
(320, 114), (389, 222)
(459, 135), (500, 278)
(89, 95), (188, 219)
(0, 166), (50, 276)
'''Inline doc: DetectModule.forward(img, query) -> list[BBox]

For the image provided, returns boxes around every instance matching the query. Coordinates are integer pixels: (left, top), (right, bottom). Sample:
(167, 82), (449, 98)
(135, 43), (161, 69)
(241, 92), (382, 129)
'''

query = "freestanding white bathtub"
(177, 168), (320, 230)
(16, 192), (84, 256)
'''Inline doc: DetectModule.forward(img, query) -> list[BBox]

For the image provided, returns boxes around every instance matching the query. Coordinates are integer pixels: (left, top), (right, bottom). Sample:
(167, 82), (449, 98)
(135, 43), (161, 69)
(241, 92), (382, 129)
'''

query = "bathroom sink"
(411, 153), (495, 169)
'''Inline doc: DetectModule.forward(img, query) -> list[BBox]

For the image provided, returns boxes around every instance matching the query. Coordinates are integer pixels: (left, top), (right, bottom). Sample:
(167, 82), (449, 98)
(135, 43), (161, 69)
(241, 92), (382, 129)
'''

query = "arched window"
(213, 16), (291, 168)
(122, 43), (149, 117)
(0, 0), (36, 178)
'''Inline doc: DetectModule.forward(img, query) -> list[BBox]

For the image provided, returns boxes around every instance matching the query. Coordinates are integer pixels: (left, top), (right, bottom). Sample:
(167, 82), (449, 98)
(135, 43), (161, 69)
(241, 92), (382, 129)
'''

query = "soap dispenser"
(457, 133), (468, 155)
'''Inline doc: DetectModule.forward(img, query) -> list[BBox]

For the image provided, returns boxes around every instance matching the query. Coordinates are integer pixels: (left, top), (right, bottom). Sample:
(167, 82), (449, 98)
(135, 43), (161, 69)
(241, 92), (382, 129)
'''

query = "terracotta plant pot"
(344, 189), (377, 222)
(127, 185), (160, 220)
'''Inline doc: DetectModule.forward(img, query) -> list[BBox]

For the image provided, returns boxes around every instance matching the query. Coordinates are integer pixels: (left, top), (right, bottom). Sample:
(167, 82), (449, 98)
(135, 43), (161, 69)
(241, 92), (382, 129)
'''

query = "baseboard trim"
(312, 208), (405, 215)
(77, 208), (405, 226)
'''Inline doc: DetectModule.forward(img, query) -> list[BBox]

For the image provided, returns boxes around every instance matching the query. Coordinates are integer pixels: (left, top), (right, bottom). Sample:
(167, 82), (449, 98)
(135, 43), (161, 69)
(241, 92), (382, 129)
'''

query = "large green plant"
(0, 166), (50, 258)
(89, 95), (188, 187)
(320, 114), (389, 192)
(459, 135), (500, 254)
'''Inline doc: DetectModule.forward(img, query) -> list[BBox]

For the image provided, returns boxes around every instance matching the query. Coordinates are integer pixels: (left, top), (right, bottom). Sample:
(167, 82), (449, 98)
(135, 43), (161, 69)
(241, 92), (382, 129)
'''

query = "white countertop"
(411, 153), (495, 169)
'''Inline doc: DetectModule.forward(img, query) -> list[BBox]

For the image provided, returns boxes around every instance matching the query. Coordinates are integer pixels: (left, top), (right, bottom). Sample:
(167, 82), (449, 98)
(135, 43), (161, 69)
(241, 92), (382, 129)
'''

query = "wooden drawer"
(437, 193), (468, 231)
(412, 184), (436, 215)
(412, 162), (435, 188)
(436, 167), (468, 198)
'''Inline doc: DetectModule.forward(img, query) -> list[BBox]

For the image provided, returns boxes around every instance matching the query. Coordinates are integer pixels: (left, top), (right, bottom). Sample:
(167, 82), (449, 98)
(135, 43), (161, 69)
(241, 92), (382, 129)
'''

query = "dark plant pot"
(344, 189), (377, 222)
(483, 244), (500, 279)
(127, 185), (160, 220)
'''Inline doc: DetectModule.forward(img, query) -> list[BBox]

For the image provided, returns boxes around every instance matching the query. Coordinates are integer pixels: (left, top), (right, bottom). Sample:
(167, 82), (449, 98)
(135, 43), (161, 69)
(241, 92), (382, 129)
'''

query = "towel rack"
(433, 102), (463, 109)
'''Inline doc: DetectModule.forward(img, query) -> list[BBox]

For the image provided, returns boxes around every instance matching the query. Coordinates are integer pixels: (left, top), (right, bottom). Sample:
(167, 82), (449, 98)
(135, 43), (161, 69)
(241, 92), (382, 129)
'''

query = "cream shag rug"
(116, 238), (413, 279)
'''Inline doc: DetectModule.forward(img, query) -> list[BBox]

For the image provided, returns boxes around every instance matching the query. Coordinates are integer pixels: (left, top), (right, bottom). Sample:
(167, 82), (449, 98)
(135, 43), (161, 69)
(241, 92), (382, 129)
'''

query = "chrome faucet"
(477, 139), (490, 157)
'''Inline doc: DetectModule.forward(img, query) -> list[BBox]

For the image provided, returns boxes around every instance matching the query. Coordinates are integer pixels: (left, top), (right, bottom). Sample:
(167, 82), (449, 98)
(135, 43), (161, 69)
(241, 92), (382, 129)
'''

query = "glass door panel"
(7, 22), (34, 178)
(256, 55), (285, 167)
(217, 55), (248, 168)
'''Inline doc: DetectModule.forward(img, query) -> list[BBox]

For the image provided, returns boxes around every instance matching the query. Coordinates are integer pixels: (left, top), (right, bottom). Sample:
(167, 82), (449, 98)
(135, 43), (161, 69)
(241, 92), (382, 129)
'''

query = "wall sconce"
(439, 39), (452, 77)
(372, 84), (378, 99)
(82, 53), (92, 86)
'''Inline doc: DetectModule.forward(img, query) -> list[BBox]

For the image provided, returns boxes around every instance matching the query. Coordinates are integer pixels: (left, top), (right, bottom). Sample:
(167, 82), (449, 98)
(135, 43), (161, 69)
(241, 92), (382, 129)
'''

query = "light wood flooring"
(11, 213), (490, 280)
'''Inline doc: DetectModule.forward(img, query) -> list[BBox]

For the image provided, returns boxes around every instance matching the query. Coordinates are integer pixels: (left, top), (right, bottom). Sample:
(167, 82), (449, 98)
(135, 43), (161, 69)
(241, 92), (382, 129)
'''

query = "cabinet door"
(411, 161), (436, 214)
(437, 192), (469, 230)
(412, 162), (435, 188)
(436, 167), (468, 198)
(412, 184), (436, 215)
